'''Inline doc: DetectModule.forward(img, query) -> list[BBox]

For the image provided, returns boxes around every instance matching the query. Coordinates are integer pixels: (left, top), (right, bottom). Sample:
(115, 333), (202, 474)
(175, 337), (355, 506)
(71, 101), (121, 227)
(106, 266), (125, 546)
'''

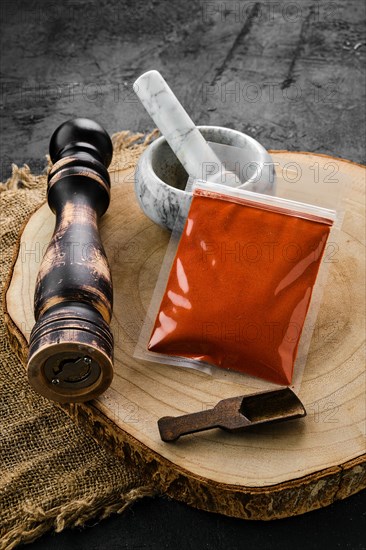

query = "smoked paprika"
(148, 186), (334, 385)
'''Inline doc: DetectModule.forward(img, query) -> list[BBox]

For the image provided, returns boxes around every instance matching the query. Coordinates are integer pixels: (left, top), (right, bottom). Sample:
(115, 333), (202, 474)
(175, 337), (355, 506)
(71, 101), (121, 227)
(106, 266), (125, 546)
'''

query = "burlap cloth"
(0, 131), (159, 550)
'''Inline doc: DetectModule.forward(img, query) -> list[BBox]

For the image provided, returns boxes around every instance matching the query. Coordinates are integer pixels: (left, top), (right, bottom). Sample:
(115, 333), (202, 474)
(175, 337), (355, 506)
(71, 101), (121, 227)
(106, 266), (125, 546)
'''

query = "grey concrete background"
(1, 0), (365, 548)
(1, 0), (365, 181)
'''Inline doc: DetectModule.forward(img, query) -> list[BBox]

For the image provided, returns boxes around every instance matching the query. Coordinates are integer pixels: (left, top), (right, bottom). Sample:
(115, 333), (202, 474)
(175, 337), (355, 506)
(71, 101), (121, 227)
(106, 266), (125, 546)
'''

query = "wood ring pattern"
(5, 152), (366, 519)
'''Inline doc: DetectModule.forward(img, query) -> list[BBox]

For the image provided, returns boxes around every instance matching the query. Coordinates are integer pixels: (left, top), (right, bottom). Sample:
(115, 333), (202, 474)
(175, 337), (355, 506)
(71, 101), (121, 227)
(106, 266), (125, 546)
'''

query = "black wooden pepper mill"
(27, 118), (114, 403)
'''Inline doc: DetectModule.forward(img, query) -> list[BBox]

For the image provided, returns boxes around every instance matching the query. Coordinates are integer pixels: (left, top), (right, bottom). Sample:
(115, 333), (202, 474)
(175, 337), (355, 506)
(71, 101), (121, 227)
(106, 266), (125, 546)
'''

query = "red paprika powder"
(148, 187), (333, 385)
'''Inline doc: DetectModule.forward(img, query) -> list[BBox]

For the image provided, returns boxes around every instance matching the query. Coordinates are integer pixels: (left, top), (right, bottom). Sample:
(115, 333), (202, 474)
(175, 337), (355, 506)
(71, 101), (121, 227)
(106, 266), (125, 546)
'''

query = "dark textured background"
(1, 0), (365, 548)
(1, 0), (365, 181)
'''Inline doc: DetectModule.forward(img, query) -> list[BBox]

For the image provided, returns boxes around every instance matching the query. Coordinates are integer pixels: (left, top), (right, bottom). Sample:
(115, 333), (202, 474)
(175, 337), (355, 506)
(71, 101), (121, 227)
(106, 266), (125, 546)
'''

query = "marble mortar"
(134, 126), (275, 231)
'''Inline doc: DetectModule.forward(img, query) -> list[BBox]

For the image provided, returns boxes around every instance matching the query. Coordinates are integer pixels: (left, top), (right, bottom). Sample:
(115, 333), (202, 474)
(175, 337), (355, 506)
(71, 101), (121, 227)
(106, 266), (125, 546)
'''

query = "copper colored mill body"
(27, 118), (114, 403)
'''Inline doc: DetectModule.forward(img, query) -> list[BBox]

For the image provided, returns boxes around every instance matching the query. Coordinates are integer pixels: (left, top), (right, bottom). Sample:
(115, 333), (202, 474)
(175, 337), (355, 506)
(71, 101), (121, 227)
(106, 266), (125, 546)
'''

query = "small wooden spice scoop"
(158, 388), (306, 442)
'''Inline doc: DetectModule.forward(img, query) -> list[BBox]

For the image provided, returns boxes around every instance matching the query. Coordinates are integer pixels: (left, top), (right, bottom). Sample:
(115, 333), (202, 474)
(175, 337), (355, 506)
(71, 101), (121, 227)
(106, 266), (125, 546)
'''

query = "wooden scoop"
(158, 387), (306, 442)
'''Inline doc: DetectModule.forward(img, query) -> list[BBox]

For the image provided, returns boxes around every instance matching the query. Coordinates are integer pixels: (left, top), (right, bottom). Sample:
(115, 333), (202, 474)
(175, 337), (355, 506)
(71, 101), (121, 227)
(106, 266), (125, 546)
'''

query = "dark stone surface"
(1, 0), (365, 182)
(1, 0), (365, 547)
(22, 492), (366, 550)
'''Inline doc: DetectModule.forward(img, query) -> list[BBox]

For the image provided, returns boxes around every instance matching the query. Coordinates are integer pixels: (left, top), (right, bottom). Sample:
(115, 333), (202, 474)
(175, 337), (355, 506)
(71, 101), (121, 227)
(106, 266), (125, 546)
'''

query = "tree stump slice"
(5, 152), (366, 520)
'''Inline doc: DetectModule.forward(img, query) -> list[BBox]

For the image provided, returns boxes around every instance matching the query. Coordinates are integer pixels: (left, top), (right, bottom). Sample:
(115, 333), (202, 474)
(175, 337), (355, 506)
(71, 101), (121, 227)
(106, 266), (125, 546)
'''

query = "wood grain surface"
(5, 151), (365, 519)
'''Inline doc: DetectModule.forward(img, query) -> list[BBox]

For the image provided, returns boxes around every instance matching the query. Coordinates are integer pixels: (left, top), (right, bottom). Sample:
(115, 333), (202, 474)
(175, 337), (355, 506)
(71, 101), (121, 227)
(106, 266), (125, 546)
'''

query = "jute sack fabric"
(0, 131), (158, 550)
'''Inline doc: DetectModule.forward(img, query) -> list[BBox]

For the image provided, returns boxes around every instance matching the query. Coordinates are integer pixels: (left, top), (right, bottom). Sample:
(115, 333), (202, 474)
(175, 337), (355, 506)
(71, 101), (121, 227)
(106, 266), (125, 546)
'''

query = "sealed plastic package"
(135, 156), (342, 387)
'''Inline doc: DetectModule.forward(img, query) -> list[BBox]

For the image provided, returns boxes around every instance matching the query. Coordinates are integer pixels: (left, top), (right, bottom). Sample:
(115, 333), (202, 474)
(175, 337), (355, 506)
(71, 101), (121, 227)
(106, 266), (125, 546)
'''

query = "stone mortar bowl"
(134, 126), (275, 231)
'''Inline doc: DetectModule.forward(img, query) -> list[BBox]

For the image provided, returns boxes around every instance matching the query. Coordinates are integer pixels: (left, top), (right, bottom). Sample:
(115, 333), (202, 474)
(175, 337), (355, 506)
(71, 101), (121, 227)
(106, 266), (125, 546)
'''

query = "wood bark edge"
(3, 153), (366, 520)
(4, 294), (366, 519)
(60, 400), (366, 520)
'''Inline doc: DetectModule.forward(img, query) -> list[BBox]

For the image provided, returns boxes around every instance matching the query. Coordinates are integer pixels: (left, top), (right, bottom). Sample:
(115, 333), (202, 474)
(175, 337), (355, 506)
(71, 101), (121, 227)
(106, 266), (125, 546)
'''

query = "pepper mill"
(27, 118), (114, 403)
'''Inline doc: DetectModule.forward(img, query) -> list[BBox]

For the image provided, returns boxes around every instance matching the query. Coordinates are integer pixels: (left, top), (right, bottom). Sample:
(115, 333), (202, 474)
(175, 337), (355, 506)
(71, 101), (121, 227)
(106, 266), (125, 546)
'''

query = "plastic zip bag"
(136, 179), (340, 386)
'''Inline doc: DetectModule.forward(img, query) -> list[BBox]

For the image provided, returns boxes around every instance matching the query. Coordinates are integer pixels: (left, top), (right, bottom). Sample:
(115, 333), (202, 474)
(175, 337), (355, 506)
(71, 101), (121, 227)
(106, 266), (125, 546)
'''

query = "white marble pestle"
(133, 70), (239, 186)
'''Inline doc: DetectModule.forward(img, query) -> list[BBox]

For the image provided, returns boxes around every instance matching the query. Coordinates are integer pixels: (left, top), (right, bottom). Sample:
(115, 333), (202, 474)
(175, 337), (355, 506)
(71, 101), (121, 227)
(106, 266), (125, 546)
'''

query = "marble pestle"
(133, 70), (239, 187)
